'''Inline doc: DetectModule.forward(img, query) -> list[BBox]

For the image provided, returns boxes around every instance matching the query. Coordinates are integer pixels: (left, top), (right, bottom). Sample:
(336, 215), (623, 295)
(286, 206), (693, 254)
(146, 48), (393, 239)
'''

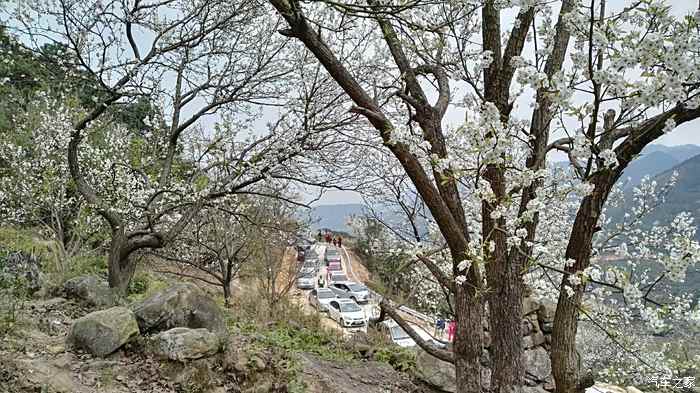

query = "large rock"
(62, 275), (117, 307)
(523, 296), (541, 316)
(538, 300), (557, 324)
(523, 347), (551, 382)
(133, 283), (226, 334)
(66, 306), (139, 357)
(149, 327), (220, 361)
(416, 349), (457, 392)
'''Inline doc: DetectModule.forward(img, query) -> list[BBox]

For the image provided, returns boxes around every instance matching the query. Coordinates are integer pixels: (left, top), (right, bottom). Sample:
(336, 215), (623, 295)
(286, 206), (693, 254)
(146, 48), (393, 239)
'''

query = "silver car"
(296, 273), (315, 289)
(308, 287), (337, 312)
(328, 272), (349, 284)
(300, 261), (317, 275)
(324, 248), (342, 265)
(329, 282), (371, 303)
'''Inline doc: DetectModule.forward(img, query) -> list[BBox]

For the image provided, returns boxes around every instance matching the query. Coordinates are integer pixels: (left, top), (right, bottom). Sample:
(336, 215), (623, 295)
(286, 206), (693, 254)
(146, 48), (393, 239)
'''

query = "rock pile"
(63, 280), (226, 360)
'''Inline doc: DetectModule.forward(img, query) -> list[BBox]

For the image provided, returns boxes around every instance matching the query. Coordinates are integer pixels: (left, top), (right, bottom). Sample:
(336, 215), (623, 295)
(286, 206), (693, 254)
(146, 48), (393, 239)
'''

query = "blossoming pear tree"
(265, 0), (700, 391)
(3, 0), (334, 294)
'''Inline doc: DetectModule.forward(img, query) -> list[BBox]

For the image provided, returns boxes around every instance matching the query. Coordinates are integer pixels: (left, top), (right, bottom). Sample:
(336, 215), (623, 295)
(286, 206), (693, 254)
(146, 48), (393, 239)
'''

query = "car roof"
(317, 288), (334, 294)
(337, 298), (357, 303)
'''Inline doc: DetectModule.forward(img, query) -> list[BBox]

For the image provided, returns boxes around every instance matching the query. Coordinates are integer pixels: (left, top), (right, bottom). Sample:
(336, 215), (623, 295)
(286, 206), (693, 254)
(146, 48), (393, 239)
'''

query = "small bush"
(126, 270), (169, 302)
(372, 345), (417, 373)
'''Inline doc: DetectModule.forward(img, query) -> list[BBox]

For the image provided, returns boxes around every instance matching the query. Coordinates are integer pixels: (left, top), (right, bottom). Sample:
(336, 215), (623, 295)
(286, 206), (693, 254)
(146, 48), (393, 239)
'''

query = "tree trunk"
(223, 283), (231, 307)
(107, 230), (137, 295)
(551, 185), (610, 393)
(488, 264), (524, 393)
(551, 286), (585, 393)
(454, 275), (484, 393)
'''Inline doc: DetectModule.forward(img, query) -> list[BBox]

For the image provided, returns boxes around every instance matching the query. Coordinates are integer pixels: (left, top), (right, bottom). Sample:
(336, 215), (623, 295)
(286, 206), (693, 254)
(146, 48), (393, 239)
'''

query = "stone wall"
(416, 295), (558, 393)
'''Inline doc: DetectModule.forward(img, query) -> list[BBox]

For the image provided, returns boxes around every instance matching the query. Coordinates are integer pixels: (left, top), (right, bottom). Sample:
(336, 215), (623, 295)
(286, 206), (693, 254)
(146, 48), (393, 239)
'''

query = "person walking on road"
(317, 230), (322, 243)
(337, 236), (342, 248)
(435, 317), (445, 338)
(447, 320), (456, 342)
(318, 274), (325, 288)
(325, 233), (332, 243)
(332, 237), (337, 247)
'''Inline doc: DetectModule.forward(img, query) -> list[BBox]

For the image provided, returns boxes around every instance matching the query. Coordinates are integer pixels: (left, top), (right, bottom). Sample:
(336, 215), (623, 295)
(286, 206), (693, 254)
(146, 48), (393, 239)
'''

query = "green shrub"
(373, 345), (417, 373)
(126, 270), (169, 302)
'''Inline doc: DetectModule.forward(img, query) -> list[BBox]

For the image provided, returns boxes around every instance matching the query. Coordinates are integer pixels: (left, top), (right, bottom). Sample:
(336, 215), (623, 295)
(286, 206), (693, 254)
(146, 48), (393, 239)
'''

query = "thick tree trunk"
(551, 184), (610, 393)
(551, 286), (585, 393)
(454, 273), (484, 393)
(106, 230), (137, 295)
(488, 265), (524, 393)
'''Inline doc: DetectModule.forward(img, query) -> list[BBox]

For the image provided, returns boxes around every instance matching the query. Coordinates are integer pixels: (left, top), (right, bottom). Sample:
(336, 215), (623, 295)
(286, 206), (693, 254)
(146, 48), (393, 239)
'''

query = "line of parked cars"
(295, 242), (445, 348)
(295, 244), (372, 331)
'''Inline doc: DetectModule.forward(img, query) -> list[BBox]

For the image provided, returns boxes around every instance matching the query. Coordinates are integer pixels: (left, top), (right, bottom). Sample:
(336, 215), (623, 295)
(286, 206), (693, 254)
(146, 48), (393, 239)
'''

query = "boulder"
(537, 300), (557, 324)
(66, 306), (139, 357)
(523, 296), (541, 316)
(133, 283), (226, 334)
(522, 332), (546, 349)
(149, 327), (220, 361)
(62, 275), (116, 307)
(416, 349), (456, 393)
(523, 347), (551, 382)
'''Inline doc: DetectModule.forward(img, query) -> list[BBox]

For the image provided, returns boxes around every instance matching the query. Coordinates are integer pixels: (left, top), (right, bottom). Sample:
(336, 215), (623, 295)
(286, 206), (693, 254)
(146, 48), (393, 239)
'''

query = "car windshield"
(347, 283), (366, 291)
(339, 302), (362, 312)
(390, 326), (410, 340)
(300, 273), (314, 279)
(317, 291), (335, 299)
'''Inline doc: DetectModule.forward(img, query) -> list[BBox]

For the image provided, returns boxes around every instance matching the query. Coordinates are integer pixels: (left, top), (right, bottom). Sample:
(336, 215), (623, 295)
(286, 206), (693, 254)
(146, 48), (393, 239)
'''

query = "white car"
(296, 273), (315, 289)
(328, 281), (371, 303)
(300, 261), (317, 275)
(308, 288), (337, 312)
(382, 320), (447, 348)
(327, 298), (366, 328)
(328, 272), (349, 284)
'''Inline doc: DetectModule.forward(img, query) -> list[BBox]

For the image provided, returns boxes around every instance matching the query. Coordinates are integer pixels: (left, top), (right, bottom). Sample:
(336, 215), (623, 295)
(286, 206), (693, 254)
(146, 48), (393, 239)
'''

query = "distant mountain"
(620, 144), (700, 187)
(304, 203), (366, 232)
(637, 153), (700, 226)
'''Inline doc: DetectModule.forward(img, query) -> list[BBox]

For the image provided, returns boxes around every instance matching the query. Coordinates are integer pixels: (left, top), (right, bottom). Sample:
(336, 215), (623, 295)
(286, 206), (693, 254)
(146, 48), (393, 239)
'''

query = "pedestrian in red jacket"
(447, 320), (456, 342)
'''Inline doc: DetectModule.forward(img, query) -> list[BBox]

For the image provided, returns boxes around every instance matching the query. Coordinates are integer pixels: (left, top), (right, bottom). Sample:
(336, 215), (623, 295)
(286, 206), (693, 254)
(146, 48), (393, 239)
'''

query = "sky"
(310, 0), (700, 206)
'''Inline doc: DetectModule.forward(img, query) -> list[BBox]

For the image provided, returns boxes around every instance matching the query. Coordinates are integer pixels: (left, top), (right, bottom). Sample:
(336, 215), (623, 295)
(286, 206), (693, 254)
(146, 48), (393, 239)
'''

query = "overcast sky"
(310, 0), (700, 206)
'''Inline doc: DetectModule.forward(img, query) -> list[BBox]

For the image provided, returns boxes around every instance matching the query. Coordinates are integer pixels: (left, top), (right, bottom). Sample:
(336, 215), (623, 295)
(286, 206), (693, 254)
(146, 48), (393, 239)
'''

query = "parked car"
(324, 248), (341, 265)
(327, 261), (342, 272)
(328, 272), (349, 284)
(327, 298), (366, 328)
(329, 282), (370, 303)
(381, 320), (447, 348)
(296, 272), (315, 289)
(308, 288), (337, 312)
(306, 249), (319, 261)
(326, 262), (343, 282)
(300, 261), (317, 275)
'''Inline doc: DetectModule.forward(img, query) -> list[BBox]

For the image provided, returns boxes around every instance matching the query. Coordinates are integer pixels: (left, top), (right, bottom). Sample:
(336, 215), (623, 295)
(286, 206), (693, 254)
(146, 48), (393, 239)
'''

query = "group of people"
(434, 318), (456, 342)
(317, 231), (342, 248)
